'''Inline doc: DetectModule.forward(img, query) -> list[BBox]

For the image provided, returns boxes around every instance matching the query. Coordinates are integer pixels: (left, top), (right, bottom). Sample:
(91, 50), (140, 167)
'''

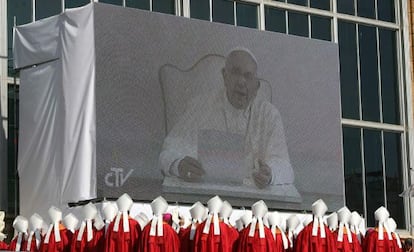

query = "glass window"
(337, 0), (354, 15)
(7, 1), (32, 76)
(153, 0), (175, 14)
(265, 7), (286, 34)
(338, 21), (359, 119)
(383, 132), (405, 229)
(363, 129), (384, 227)
(126, 0), (150, 10)
(36, 0), (61, 20)
(357, 0), (375, 19)
(287, 0), (307, 6)
(7, 84), (19, 215)
(379, 29), (399, 124)
(288, 11), (308, 37)
(377, 0), (395, 23)
(190, 0), (210, 21)
(99, 0), (123, 5)
(311, 15), (331, 41)
(310, 0), (330, 10)
(236, 3), (258, 29)
(65, 0), (90, 8)
(343, 127), (364, 215)
(212, 0), (234, 25)
(359, 25), (380, 122)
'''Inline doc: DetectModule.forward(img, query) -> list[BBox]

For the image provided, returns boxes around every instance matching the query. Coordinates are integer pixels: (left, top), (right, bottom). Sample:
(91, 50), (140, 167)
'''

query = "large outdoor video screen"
(95, 3), (344, 210)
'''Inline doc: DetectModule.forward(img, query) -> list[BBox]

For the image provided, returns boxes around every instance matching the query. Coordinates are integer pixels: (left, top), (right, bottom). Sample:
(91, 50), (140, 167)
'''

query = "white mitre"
(387, 218), (401, 248)
(190, 202), (206, 222)
(286, 215), (300, 249)
(63, 213), (79, 233)
(29, 213), (44, 232)
(117, 193), (133, 212)
(13, 216), (28, 251)
(83, 203), (98, 220)
(240, 211), (252, 227)
(188, 202), (206, 240)
(219, 201), (233, 224)
(203, 196), (223, 235)
(249, 200), (268, 238)
(13, 216), (28, 233)
(45, 206), (63, 244)
(149, 196), (168, 237)
(268, 211), (288, 249)
(337, 206), (352, 242)
(103, 202), (117, 222)
(113, 193), (133, 233)
(326, 212), (338, 231)
(28, 213), (44, 250)
(311, 199), (328, 238)
(374, 206), (391, 241)
(349, 211), (362, 236)
(77, 203), (98, 242)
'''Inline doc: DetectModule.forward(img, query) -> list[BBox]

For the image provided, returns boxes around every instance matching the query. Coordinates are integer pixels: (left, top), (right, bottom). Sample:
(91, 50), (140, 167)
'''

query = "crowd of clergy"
(0, 193), (409, 252)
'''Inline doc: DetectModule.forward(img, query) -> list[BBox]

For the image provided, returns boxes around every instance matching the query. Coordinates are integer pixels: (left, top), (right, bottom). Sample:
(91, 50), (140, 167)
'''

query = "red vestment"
(234, 224), (275, 252)
(0, 241), (8, 250)
(9, 234), (27, 251)
(140, 222), (180, 252)
(293, 221), (337, 252)
(104, 216), (141, 252)
(24, 231), (44, 252)
(391, 233), (403, 252)
(333, 227), (362, 252)
(285, 231), (296, 252)
(65, 230), (76, 249)
(70, 226), (105, 252)
(272, 228), (288, 252)
(179, 226), (196, 252)
(363, 228), (398, 252)
(40, 225), (71, 252)
(193, 220), (238, 252)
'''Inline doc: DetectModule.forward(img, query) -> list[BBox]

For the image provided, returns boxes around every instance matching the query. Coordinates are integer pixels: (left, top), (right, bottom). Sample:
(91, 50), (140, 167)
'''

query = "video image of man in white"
(159, 48), (294, 189)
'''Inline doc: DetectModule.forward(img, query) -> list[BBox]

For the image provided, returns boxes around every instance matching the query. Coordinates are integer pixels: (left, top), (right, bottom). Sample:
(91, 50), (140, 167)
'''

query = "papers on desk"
(197, 129), (250, 185)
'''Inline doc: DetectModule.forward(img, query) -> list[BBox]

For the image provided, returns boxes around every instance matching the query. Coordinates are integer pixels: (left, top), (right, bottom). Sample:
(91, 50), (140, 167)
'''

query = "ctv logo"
(105, 167), (134, 187)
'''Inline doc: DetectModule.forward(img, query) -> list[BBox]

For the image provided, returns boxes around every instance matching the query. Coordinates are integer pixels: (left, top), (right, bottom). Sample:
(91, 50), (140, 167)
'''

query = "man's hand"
(178, 156), (205, 182)
(252, 160), (272, 189)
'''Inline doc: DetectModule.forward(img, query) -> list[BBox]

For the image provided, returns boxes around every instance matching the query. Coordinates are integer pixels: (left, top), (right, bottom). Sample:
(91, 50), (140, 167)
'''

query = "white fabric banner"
(15, 4), (96, 217)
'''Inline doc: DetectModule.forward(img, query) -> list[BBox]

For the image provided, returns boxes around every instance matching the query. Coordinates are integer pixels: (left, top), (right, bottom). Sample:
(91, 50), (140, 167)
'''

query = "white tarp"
(14, 4), (96, 217)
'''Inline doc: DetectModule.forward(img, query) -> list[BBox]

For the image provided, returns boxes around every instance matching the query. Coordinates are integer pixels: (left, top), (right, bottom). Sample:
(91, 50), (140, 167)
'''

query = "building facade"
(1, 0), (413, 234)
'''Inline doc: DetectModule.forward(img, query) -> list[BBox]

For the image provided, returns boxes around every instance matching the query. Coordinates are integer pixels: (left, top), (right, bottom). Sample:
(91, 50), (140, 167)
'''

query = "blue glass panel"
(236, 3), (258, 29)
(288, 11), (308, 37)
(126, 0), (150, 10)
(357, 0), (375, 19)
(190, 0), (209, 21)
(36, 0), (61, 20)
(379, 29), (399, 124)
(212, 0), (234, 25)
(343, 127), (364, 214)
(364, 129), (384, 227)
(65, 0), (90, 8)
(265, 7), (286, 33)
(384, 132), (405, 229)
(311, 15), (331, 41)
(338, 21), (359, 119)
(338, 0), (354, 15)
(359, 25), (380, 122)
(153, 0), (175, 14)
